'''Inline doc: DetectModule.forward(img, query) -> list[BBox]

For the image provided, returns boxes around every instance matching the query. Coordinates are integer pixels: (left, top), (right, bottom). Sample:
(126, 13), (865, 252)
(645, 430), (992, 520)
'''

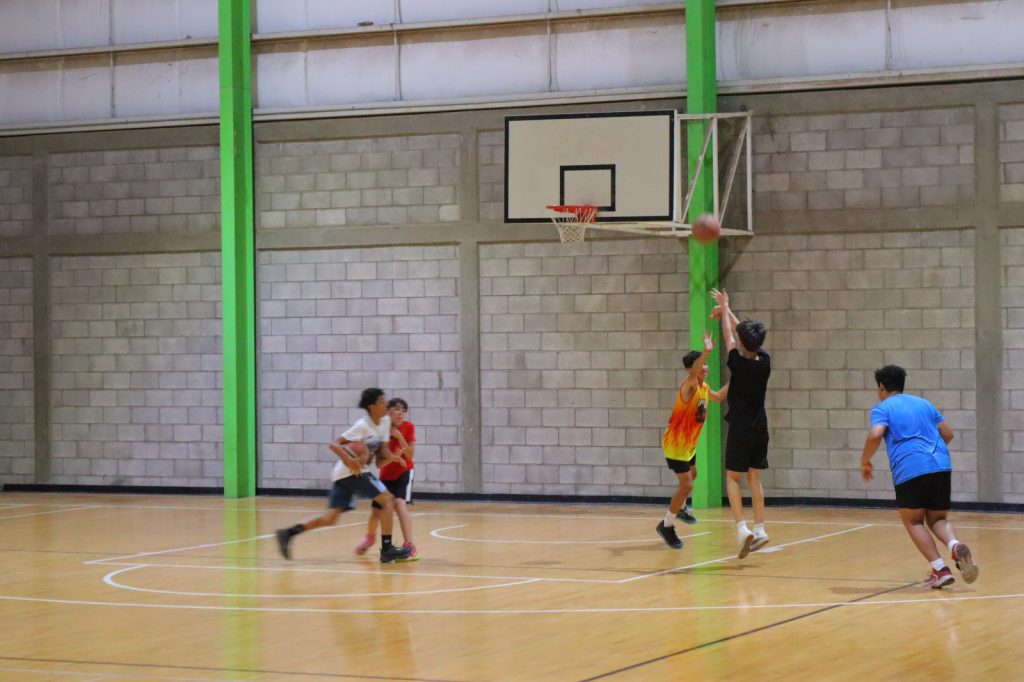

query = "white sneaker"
(751, 531), (769, 551)
(737, 527), (754, 559)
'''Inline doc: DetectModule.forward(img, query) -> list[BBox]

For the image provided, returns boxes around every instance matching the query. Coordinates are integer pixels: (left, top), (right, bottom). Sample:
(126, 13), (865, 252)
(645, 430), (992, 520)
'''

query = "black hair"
(874, 365), (906, 393)
(358, 387), (385, 411)
(387, 397), (409, 412)
(736, 319), (767, 352)
(682, 351), (702, 369)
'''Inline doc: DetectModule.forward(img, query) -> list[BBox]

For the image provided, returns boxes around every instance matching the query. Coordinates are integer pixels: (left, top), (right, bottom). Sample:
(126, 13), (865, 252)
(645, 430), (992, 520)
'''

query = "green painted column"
(219, 0), (257, 498)
(685, 0), (722, 509)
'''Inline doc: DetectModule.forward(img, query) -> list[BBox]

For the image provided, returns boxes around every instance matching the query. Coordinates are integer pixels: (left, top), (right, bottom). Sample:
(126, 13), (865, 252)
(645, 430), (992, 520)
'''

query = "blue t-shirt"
(870, 394), (951, 485)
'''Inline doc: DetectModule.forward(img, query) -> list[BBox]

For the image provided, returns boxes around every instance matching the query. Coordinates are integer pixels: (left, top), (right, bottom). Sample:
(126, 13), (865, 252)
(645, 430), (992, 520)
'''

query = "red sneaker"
(354, 534), (375, 555)
(923, 566), (955, 589)
(396, 542), (420, 562)
(952, 543), (979, 584)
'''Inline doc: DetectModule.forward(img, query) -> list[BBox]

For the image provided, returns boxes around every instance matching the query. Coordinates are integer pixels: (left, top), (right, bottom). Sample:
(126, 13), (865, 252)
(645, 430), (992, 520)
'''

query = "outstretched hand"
(710, 288), (729, 307)
(703, 329), (714, 353)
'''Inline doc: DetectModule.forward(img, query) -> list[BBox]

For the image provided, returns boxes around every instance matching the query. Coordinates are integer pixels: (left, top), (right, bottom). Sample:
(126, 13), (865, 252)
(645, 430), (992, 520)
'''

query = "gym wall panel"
(1000, 104), (1024, 204)
(721, 230), (978, 501)
(111, 0), (217, 45)
(891, 0), (1024, 71)
(49, 252), (223, 487)
(0, 258), (34, 486)
(0, 156), (35, 238)
(400, 28), (550, 101)
(718, 1), (887, 82)
(48, 146), (220, 236)
(1004, 227), (1024, 504)
(305, 39), (398, 107)
(479, 239), (691, 496)
(112, 51), (219, 119)
(256, 247), (463, 492)
(555, 16), (684, 92)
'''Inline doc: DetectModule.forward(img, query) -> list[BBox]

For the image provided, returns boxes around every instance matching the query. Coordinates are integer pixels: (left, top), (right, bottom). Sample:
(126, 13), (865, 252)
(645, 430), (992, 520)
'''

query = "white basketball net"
(546, 205), (598, 244)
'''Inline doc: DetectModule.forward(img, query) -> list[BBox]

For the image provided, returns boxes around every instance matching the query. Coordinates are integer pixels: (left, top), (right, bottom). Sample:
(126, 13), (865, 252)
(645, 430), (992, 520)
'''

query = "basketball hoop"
(546, 205), (598, 243)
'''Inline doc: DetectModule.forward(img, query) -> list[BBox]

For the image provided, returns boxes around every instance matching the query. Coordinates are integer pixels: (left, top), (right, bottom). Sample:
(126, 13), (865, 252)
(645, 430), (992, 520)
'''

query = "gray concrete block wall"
(0, 156), (33, 238)
(1003, 227), (1024, 503)
(478, 130), (504, 222)
(255, 135), (461, 230)
(753, 108), (975, 211)
(1000, 104), (1024, 203)
(721, 229), (977, 501)
(0, 258), (34, 484)
(48, 147), (220, 235)
(50, 253), (222, 486)
(479, 238), (690, 496)
(257, 246), (462, 492)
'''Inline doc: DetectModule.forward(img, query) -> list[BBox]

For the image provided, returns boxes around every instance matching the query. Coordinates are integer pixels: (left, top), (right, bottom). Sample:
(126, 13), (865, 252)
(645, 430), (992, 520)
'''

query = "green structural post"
(219, 0), (257, 498)
(685, 0), (721, 509)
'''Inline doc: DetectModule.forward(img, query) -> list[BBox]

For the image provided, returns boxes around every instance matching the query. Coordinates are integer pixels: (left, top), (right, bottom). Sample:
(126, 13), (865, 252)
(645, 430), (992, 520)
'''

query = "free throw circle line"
(430, 524), (711, 545)
(102, 564), (540, 599)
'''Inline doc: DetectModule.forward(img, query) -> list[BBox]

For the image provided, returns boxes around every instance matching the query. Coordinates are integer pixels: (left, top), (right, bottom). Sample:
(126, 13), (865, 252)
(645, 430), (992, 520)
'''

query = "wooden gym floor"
(0, 492), (1020, 681)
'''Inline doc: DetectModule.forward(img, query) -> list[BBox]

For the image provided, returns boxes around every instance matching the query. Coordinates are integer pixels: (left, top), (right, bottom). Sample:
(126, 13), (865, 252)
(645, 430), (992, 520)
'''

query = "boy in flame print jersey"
(657, 330), (728, 549)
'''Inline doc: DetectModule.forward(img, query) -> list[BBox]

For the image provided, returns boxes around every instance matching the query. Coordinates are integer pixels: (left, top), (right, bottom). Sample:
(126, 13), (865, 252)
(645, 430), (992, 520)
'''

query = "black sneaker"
(380, 544), (414, 564)
(675, 507), (698, 525)
(656, 521), (683, 549)
(275, 528), (293, 560)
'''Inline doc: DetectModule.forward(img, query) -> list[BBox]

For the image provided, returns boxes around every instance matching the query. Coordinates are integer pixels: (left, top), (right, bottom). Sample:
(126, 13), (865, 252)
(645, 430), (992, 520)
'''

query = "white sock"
(737, 521), (749, 533)
(753, 523), (765, 535)
(664, 511), (675, 527)
(947, 538), (959, 551)
(930, 558), (946, 571)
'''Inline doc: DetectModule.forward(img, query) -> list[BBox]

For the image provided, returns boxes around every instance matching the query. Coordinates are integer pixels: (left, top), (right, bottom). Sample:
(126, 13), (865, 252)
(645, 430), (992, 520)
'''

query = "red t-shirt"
(379, 420), (415, 481)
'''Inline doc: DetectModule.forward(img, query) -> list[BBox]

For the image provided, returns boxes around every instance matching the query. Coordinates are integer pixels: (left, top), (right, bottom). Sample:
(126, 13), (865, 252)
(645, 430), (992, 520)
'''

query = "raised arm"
(711, 288), (738, 353)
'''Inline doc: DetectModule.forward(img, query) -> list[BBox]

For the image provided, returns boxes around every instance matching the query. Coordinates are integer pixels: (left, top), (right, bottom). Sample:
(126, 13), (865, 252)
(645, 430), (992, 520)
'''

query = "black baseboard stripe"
(3, 484), (1022, 513)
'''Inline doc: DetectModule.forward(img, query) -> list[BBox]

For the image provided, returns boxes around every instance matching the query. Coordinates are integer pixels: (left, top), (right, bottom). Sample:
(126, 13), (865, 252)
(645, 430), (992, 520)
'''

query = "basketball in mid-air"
(692, 214), (721, 245)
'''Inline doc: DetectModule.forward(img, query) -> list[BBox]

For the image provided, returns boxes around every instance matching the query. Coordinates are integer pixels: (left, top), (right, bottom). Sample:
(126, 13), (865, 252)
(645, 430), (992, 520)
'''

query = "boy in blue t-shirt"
(860, 365), (979, 589)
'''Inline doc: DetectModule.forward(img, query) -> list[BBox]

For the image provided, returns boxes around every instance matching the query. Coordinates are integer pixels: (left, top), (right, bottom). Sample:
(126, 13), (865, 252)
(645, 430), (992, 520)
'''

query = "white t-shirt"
(331, 415), (391, 482)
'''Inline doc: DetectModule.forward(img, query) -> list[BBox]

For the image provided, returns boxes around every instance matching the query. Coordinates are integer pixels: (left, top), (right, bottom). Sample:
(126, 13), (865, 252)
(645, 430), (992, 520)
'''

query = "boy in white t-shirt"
(274, 388), (413, 563)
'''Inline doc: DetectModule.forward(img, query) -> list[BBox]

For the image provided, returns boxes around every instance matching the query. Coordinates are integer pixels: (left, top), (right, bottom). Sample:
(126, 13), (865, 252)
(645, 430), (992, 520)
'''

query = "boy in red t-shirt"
(354, 397), (418, 559)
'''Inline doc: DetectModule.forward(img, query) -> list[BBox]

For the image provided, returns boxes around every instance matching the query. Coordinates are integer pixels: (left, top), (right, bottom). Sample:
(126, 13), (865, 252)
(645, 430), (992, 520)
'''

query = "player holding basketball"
(274, 387), (413, 564)
(711, 288), (772, 558)
(657, 330), (728, 548)
(860, 365), (979, 588)
(354, 397), (419, 560)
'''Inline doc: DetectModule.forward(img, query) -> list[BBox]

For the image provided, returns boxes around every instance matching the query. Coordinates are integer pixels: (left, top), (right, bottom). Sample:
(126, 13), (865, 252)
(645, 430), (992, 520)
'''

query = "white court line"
(0, 503), (32, 510)
(617, 524), (874, 583)
(429, 523), (712, 545)
(97, 558), (619, 584)
(0, 505), (100, 520)
(5, 501), (1024, 530)
(0, 589), (1020, 615)
(0, 667), (214, 682)
(85, 519), (368, 565)
(102, 564), (540, 599)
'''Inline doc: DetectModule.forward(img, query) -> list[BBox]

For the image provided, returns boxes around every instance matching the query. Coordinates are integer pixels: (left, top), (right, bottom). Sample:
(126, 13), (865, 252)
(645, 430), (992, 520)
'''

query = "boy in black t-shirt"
(712, 289), (771, 559)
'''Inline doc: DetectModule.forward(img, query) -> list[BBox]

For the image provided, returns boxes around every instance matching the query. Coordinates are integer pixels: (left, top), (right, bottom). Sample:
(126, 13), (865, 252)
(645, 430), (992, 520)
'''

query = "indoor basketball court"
(2, 0), (1023, 680)
(1, 494), (1021, 680)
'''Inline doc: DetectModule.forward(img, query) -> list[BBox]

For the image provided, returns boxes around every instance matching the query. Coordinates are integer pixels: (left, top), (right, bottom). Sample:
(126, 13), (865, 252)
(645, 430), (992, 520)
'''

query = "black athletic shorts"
(665, 457), (694, 474)
(894, 471), (951, 510)
(371, 470), (414, 509)
(725, 427), (770, 473)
